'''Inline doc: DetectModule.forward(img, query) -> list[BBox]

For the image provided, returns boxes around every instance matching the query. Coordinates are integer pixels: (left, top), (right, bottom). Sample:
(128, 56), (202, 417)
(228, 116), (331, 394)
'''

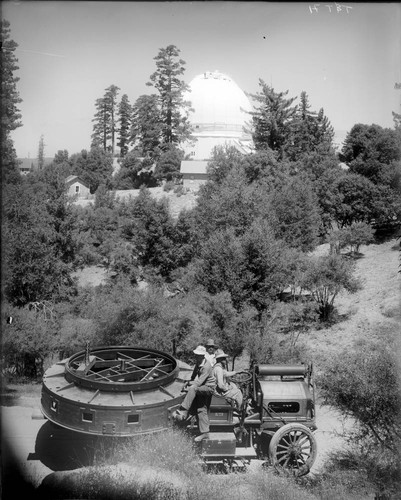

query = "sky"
(3, 1), (401, 159)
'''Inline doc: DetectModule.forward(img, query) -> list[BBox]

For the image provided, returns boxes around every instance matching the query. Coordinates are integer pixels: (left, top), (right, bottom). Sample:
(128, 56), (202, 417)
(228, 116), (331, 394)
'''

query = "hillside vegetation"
(303, 238), (400, 367)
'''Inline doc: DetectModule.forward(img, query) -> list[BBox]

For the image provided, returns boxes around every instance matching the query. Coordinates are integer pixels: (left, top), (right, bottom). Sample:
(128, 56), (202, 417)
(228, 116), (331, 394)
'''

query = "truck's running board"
(201, 448), (257, 460)
(233, 447), (257, 458)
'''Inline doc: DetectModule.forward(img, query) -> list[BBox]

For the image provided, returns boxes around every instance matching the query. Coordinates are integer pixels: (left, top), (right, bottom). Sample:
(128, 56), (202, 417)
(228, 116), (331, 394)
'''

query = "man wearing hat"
(173, 345), (216, 442)
(205, 338), (217, 367)
(213, 349), (243, 410)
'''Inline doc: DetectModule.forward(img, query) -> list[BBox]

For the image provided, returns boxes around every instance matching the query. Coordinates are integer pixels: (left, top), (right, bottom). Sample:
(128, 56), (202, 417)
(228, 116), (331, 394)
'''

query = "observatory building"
(181, 71), (254, 189)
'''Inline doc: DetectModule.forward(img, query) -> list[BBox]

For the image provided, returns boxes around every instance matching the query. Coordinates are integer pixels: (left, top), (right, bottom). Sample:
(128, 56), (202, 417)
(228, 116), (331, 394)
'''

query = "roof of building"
(180, 160), (209, 175)
(65, 175), (90, 187)
(18, 157), (53, 170)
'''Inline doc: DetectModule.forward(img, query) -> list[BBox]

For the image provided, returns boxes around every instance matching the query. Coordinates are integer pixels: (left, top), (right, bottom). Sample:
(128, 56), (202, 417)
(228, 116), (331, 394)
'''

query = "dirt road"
(1, 397), (350, 493)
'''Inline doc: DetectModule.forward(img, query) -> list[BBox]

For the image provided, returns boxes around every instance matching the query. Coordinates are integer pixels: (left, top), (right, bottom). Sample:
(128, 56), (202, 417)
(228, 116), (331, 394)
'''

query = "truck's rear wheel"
(268, 423), (317, 476)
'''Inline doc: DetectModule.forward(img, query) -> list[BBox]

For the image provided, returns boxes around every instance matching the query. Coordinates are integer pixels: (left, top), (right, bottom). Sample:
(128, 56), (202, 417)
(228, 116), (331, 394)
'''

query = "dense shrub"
(316, 332), (401, 497)
(328, 222), (375, 255)
(301, 254), (361, 321)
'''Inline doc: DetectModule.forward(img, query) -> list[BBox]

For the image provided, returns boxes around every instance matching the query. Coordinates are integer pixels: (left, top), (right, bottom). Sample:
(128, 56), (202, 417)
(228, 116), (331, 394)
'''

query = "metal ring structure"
(65, 346), (179, 392)
(41, 346), (192, 436)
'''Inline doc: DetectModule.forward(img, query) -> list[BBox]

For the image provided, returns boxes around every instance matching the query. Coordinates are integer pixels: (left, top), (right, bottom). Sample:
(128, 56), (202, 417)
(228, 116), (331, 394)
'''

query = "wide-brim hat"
(193, 345), (206, 355)
(205, 338), (216, 347)
(215, 349), (228, 360)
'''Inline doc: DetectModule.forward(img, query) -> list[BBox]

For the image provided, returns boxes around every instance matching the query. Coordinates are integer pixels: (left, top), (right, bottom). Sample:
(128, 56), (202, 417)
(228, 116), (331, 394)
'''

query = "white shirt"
(205, 352), (216, 367)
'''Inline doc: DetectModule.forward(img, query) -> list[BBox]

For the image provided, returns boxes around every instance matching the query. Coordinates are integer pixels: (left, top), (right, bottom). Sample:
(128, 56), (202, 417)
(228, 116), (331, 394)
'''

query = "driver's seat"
(209, 394), (235, 426)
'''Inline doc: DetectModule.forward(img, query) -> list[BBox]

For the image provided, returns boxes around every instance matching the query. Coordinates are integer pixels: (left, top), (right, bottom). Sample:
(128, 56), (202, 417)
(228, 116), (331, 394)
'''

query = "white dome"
(182, 71), (254, 161)
(185, 71), (252, 135)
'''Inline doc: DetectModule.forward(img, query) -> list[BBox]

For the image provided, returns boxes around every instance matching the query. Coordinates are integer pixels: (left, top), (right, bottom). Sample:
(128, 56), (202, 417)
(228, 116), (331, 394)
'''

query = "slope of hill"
(303, 239), (400, 369)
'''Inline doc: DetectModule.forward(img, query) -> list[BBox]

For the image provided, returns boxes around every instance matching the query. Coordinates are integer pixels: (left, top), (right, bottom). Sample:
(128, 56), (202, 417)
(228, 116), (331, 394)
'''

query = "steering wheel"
(230, 370), (252, 385)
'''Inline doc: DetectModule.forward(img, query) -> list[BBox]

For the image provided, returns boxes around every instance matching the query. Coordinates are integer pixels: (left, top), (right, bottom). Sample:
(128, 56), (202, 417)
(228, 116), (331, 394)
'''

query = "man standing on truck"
(173, 345), (216, 442)
(204, 338), (217, 366)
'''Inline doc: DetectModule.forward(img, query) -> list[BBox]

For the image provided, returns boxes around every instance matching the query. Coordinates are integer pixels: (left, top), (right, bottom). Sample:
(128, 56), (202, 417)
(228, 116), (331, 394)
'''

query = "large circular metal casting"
(65, 346), (179, 392)
(41, 346), (191, 437)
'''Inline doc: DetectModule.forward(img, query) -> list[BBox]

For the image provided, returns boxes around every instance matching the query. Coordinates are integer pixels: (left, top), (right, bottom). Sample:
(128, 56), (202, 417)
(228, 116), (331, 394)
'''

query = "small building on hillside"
(180, 160), (209, 190)
(65, 175), (90, 199)
(18, 158), (33, 175)
(18, 157), (53, 175)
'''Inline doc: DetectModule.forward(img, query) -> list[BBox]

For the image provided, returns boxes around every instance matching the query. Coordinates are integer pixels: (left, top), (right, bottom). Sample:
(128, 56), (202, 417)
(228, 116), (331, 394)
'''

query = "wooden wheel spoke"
(279, 437), (292, 447)
(292, 431), (302, 443)
(277, 454), (288, 465)
(297, 435), (310, 445)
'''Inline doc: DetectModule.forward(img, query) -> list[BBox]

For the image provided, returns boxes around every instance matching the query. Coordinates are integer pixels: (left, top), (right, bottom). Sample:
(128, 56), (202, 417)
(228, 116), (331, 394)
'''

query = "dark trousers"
(181, 385), (215, 433)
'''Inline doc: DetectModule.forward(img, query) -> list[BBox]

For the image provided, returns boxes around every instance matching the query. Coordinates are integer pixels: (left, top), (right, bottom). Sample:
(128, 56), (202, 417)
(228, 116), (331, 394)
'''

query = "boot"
(173, 409), (188, 421)
(194, 432), (210, 442)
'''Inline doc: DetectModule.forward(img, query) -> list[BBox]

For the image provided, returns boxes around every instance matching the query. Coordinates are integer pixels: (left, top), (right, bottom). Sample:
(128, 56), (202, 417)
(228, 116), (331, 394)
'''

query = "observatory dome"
(186, 71), (252, 133)
(183, 71), (253, 160)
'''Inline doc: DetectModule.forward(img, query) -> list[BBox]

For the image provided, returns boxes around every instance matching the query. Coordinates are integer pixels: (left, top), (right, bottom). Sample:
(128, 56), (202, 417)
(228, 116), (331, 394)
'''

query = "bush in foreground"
(315, 330), (401, 498)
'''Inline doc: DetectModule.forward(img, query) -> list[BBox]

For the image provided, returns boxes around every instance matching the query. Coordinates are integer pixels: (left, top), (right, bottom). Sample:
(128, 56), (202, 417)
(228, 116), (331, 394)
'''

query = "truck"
(41, 345), (317, 476)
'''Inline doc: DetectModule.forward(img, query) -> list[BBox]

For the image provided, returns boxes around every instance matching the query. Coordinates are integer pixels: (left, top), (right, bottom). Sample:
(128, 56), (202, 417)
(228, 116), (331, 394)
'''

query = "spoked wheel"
(268, 423), (317, 477)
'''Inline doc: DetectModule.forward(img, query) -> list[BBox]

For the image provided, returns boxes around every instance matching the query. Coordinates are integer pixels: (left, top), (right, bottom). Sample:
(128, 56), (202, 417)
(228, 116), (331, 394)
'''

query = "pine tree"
(1, 20), (22, 137)
(287, 92), (315, 158)
(147, 45), (193, 148)
(117, 94), (131, 157)
(91, 85), (120, 154)
(314, 107), (334, 150)
(248, 79), (297, 159)
(37, 134), (45, 170)
(91, 97), (110, 151)
(286, 92), (334, 160)
(131, 94), (162, 157)
(1, 20), (23, 183)
(105, 85), (120, 154)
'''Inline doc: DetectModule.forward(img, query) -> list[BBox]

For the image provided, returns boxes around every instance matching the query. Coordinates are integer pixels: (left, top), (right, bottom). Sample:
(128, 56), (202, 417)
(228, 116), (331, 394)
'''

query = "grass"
(62, 429), (323, 500)
(80, 429), (392, 500)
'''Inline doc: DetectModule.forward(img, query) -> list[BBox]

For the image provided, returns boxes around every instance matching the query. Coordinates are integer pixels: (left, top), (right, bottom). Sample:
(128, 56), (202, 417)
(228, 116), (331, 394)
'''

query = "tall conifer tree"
(92, 97), (110, 151)
(286, 91), (334, 160)
(131, 94), (162, 157)
(105, 85), (120, 154)
(1, 20), (23, 183)
(91, 85), (120, 154)
(147, 45), (193, 148)
(248, 80), (297, 158)
(1, 20), (22, 136)
(117, 94), (131, 157)
(37, 134), (45, 170)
